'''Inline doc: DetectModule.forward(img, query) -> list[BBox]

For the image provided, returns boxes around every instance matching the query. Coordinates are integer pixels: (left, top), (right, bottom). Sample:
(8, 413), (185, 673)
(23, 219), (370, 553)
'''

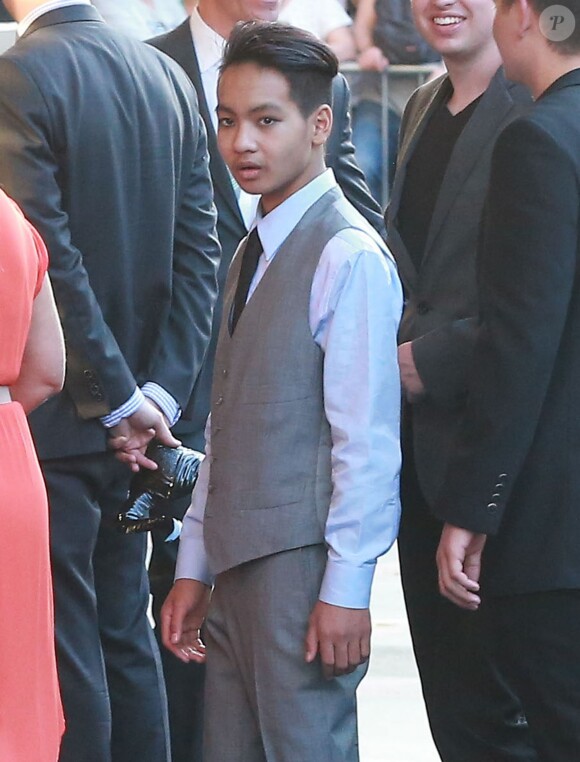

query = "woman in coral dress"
(0, 189), (66, 760)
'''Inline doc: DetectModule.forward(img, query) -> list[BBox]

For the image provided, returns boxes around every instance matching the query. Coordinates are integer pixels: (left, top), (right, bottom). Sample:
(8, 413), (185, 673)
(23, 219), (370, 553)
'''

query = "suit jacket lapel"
(161, 21), (244, 229)
(387, 76), (452, 292)
(422, 68), (514, 260)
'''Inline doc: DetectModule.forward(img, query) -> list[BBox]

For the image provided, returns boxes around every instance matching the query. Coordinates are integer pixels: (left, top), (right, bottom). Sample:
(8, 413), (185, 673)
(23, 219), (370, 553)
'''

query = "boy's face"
(492, 0), (529, 84)
(411, 0), (497, 62)
(217, 63), (331, 214)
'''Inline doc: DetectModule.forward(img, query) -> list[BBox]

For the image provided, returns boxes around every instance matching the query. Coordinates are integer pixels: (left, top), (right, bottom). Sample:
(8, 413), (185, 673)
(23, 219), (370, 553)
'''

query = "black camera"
(117, 442), (204, 540)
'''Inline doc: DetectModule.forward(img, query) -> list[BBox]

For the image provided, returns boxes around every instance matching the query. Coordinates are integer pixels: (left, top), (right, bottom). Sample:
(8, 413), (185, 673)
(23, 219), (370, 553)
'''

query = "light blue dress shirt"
(176, 170), (403, 609)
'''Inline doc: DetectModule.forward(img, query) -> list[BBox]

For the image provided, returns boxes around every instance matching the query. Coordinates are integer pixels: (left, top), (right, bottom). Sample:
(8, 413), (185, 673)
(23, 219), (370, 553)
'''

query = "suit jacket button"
(487, 502), (498, 513)
(417, 301), (430, 315)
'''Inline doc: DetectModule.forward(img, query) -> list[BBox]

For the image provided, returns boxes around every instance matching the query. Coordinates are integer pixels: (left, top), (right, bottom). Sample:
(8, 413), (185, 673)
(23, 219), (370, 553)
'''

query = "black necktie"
(231, 228), (262, 333)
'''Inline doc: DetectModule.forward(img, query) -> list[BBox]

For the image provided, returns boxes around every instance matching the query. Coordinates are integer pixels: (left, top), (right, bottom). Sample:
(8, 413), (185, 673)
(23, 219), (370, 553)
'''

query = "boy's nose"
(233, 123), (257, 153)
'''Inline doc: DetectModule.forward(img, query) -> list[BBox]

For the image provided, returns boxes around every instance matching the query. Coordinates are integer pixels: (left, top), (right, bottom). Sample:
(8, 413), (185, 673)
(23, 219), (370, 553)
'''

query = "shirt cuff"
(318, 558), (377, 609)
(142, 382), (181, 426)
(174, 540), (214, 587)
(100, 387), (145, 428)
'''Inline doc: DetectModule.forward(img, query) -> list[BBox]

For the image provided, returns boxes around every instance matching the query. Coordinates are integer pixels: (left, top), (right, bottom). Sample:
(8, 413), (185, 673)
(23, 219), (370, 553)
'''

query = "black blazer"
(149, 20), (386, 442)
(434, 69), (580, 596)
(386, 69), (530, 503)
(0, 6), (221, 459)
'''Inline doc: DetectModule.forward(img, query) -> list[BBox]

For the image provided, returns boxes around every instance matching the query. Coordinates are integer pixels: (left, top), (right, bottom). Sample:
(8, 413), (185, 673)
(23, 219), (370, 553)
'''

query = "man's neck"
(526, 56), (580, 100)
(8, 0), (47, 22)
(196, 0), (235, 40)
(445, 44), (503, 115)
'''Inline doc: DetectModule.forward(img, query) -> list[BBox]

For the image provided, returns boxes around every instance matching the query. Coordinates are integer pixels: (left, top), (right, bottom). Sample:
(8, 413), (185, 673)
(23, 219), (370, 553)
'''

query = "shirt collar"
(254, 169), (338, 262)
(18, 0), (91, 36)
(189, 7), (225, 75)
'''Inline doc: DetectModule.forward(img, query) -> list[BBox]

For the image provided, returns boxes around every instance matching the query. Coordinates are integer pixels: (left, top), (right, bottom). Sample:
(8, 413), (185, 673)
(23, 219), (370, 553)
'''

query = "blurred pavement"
(358, 546), (440, 762)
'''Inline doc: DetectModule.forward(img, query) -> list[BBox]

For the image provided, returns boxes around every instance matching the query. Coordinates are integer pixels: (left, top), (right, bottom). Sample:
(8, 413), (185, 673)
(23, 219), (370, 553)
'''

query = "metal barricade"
(340, 62), (440, 206)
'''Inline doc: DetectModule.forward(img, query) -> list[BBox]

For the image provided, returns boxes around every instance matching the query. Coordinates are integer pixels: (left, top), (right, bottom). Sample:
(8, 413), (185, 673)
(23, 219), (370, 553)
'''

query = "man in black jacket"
(437, 0), (580, 758)
(0, 2), (220, 760)
(386, 0), (537, 758)
(148, 3), (384, 759)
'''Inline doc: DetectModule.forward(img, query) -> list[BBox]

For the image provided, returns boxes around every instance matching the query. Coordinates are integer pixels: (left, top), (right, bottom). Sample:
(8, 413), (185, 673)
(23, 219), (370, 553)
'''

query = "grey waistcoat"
(204, 187), (351, 574)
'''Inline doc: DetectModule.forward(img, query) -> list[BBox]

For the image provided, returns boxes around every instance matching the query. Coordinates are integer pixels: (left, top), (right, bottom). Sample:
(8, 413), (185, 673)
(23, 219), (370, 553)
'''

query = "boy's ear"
(311, 104), (333, 146)
(514, 0), (532, 36)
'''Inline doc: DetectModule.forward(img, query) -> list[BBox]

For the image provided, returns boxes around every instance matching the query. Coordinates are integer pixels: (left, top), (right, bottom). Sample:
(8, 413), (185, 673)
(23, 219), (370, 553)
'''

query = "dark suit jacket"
(434, 69), (580, 596)
(149, 19), (385, 442)
(386, 69), (530, 504)
(0, 5), (220, 459)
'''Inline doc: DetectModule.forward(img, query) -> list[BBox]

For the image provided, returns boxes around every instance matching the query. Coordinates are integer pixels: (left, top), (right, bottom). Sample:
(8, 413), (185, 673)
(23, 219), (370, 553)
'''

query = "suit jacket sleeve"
(0, 57), (135, 415)
(142, 95), (220, 407)
(411, 317), (477, 406)
(326, 74), (386, 239)
(433, 117), (579, 534)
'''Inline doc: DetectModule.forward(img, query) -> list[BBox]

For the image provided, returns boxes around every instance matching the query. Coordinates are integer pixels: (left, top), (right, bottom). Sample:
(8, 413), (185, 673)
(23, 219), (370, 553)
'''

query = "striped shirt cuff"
(142, 382), (181, 427)
(100, 387), (145, 429)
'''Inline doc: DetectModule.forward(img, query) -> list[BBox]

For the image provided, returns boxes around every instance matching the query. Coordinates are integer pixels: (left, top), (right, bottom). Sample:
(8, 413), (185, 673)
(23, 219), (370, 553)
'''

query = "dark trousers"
(44, 453), (170, 762)
(489, 590), (580, 762)
(149, 428), (206, 762)
(399, 443), (538, 762)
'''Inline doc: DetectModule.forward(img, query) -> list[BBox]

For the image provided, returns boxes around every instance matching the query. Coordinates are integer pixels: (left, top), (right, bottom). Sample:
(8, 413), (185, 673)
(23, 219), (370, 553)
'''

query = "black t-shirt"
(397, 94), (481, 272)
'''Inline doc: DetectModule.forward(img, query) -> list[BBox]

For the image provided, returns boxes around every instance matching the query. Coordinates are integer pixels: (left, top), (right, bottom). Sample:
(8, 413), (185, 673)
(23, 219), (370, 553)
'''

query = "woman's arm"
(10, 274), (65, 413)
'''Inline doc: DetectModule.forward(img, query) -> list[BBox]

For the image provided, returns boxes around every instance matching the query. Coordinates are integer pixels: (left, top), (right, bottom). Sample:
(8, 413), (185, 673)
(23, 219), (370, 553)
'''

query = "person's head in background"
(492, 0), (580, 97)
(410, 0), (499, 75)
(197, 0), (281, 38)
(217, 21), (337, 213)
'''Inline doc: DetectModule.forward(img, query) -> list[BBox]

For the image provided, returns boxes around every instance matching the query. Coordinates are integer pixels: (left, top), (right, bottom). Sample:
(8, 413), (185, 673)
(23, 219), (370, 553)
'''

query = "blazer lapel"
(161, 21), (245, 229)
(387, 75), (452, 292)
(422, 68), (514, 260)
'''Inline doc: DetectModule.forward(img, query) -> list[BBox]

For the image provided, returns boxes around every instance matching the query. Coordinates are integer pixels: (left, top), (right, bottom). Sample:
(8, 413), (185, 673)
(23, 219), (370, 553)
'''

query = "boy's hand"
(161, 579), (211, 664)
(305, 601), (371, 680)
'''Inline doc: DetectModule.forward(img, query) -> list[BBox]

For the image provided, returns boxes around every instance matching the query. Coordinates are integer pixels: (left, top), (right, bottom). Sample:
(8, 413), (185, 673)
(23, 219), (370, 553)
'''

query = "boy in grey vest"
(161, 21), (403, 761)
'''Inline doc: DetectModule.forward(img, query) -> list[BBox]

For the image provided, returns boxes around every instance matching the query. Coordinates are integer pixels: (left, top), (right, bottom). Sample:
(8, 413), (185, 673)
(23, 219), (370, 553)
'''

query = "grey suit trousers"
(203, 545), (367, 762)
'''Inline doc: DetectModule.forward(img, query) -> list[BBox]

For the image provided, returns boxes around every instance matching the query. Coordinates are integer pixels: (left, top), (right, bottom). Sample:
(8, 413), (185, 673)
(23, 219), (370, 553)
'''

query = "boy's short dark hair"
(502, 0), (580, 54)
(221, 21), (339, 118)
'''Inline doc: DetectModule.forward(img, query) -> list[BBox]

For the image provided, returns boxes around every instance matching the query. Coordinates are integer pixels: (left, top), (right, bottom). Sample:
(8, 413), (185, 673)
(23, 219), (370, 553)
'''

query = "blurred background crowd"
(0, 0), (441, 203)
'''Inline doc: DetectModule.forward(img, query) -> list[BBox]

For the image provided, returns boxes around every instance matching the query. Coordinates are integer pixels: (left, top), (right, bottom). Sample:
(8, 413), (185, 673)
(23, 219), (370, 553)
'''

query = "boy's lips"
(236, 163), (262, 182)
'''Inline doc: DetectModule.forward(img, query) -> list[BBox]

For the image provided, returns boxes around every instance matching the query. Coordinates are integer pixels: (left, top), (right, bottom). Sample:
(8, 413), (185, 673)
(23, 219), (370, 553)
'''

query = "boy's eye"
(259, 117), (278, 126)
(218, 117), (234, 128)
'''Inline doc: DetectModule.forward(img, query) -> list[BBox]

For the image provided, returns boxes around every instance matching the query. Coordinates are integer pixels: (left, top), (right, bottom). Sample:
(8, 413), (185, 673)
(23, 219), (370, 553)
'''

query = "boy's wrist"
(318, 558), (376, 609)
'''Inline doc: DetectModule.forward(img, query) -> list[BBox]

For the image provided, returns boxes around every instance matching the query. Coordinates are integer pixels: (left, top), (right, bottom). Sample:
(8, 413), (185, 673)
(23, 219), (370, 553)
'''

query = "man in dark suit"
(386, 0), (537, 759)
(147, 3), (384, 759)
(0, 2), (220, 761)
(436, 0), (580, 758)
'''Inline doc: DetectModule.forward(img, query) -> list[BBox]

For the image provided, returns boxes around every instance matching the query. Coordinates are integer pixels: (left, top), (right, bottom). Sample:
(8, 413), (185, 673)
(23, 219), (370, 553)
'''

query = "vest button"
(216, 396), (224, 405)
(208, 484), (215, 494)
(222, 369), (228, 378)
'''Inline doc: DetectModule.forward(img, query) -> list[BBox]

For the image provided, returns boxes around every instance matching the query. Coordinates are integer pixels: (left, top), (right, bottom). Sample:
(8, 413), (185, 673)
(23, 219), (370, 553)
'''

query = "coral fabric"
(0, 190), (64, 761)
